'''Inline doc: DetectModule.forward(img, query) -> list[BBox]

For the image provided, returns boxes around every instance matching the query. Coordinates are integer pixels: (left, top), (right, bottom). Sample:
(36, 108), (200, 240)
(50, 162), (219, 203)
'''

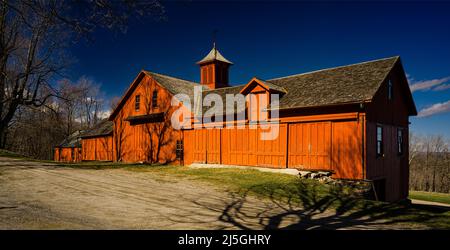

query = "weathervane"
(212, 29), (218, 49)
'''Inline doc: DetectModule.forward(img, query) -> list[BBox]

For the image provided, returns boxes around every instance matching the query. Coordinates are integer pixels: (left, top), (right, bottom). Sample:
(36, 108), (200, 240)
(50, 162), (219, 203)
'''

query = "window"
(388, 80), (393, 100)
(248, 93), (267, 122)
(176, 140), (183, 160)
(135, 95), (140, 111)
(152, 90), (158, 108)
(376, 125), (383, 157)
(397, 128), (404, 155)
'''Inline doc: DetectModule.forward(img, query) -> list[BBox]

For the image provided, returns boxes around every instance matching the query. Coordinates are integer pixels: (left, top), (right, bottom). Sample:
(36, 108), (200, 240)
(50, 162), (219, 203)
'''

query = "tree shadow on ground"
(192, 181), (450, 230)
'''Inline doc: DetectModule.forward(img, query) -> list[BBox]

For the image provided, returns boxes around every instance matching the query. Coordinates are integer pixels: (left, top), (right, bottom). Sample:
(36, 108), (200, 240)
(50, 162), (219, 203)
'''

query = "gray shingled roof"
(200, 85), (246, 115)
(266, 56), (399, 109)
(144, 71), (209, 97)
(57, 130), (83, 148)
(80, 120), (113, 138)
(113, 56), (406, 120)
(196, 46), (233, 65)
(195, 57), (400, 114)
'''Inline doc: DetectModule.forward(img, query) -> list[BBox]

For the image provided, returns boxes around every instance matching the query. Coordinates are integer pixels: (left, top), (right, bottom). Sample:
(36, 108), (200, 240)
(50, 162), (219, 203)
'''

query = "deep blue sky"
(68, 1), (450, 137)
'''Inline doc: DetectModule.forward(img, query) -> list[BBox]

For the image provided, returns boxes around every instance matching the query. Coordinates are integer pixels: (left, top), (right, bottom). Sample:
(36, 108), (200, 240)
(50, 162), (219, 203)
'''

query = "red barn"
(55, 46), (417, 202)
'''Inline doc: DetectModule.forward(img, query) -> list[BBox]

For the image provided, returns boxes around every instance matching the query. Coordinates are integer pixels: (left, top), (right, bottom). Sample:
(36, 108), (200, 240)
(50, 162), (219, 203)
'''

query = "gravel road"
(0, 157), (428, 229)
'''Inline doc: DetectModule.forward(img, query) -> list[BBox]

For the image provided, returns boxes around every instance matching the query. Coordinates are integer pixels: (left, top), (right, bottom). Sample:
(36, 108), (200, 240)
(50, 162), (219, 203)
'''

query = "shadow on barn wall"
(142, 83), (177, 164)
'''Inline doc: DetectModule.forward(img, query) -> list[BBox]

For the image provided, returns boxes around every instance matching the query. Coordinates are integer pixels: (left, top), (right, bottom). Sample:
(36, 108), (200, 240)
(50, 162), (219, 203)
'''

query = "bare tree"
(409, 132), (450, 193)
(4, 75), (107, 159)
(0, 0), (165, 148)
(56, 76), (105, 136)
(76, 76), (104, 129)
(109, 96), (121, 112)
(409, 131), (423, 165)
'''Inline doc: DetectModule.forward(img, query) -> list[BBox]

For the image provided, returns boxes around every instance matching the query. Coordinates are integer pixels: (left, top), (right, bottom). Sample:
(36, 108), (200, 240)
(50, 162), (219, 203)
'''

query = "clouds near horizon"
(409, 76), (450, 92)
(407, 74), (450, 118)
(417, 100), (450, 118)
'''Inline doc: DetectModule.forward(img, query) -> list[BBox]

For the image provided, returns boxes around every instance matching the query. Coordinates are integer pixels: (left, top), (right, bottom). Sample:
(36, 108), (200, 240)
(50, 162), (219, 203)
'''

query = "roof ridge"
(267, 56), (400, 81)
(144, 70), (200, 85)
(202, 84), (246, 92)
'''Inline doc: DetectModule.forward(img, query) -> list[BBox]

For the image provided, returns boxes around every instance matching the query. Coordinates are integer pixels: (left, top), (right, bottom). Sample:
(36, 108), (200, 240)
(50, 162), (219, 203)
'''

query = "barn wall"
(183, 114), (364, 179)
(113, 74), (182, 164)
(366, 122), (409, 202)
(288, 122), (332, 171)
(53, 148), (59, 161)
(82, 135), (113, 161)
(365, 64), (411, 201)
(366, 63), (410, 126)
(54, 147), (82, 163)
(331, 120), (364, 179)
(223, 124), (287, 168)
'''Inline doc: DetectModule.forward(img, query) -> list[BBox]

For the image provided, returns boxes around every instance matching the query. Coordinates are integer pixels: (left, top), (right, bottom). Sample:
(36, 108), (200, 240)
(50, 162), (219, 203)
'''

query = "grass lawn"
(0, 149), (55, 164)
(0, 149), (27, 158)
(409, 191), (450, 205)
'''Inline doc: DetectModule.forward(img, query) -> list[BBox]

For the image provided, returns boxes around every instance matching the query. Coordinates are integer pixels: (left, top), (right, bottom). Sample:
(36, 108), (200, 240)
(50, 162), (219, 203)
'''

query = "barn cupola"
(197, 44), (233, 89)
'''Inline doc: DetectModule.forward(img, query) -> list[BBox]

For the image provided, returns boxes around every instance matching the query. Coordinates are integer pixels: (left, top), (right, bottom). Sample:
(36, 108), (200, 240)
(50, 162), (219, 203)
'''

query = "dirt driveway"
(0, 157), (430, 229)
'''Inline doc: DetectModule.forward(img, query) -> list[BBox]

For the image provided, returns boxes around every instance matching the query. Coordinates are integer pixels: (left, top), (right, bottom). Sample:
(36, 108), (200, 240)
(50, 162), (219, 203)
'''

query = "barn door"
(206, 129), (221, 164)
(193, 129), (207, 163)
(288, 123), (310, 168)
(308, 122), (331, 169)
(288, 122), (331, 170)
(183, 129), (219, 165)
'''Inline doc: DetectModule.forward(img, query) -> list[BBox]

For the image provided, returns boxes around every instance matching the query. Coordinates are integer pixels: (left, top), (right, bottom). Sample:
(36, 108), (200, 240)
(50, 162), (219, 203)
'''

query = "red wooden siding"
(221, 125), (287, 168)
(366, 122), (409, 201)
(288, 122), (332, 171)
(112, 74), (181, 164)
(54, 147), (82, 163)
(364, 64), (412, 201)
(331, 121), (363, 179)
(183, 119), (365, 178)
(184, 125), (287, 168)
(207, 129), (221, 164)
(82, 135), (113, 161)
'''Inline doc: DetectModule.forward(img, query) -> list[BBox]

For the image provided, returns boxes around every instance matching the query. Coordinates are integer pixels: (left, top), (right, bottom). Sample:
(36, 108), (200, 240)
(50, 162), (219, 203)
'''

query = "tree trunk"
(432, 163), (436, 192)
(0, 125), (6, 149)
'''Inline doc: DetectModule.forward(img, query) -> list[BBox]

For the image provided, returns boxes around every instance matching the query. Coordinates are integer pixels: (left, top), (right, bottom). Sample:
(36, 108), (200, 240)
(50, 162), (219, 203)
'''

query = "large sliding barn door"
(183, 129), (220, 164)
(288, 122), (331, 170)
(184, 129), (207, 164)
(206, 129), (221, 164)
(221, 125), (287, 168)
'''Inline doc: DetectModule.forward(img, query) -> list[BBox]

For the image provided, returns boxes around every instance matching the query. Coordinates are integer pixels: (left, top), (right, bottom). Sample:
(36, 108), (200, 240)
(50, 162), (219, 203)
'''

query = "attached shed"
(80, 120), (114, 161)
(53, 130), (83, 163)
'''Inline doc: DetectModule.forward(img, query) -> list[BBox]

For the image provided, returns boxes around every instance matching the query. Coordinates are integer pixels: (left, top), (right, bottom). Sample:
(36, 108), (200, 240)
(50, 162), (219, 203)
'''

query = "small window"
(388, 80), (393, 100)
(397, 128), (403, 155)
(376, 125), (383, 157)
(135, 95), (140, 111)
(176, 140), (183, 160)
(152, 90), (158, 108)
